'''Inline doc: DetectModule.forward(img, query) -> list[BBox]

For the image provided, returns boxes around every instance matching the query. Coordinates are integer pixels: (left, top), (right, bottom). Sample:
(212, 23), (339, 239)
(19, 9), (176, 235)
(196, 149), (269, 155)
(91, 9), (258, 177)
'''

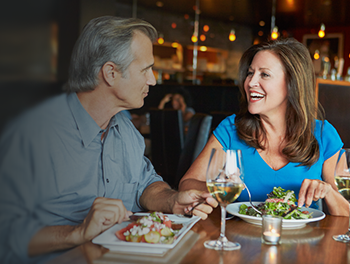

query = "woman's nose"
(248, 73), (259, 87)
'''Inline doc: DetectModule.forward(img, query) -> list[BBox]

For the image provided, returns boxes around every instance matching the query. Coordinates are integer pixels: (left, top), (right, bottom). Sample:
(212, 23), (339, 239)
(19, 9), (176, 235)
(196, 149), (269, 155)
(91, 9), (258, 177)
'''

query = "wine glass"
(204, 148), (244, 250)
(333, 148), (350, 242)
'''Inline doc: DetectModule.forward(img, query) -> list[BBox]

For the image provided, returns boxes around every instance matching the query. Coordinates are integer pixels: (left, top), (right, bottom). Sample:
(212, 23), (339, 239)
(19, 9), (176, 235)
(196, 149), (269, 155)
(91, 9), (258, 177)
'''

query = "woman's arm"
(178, 135), (223, 192)
(298, 150), (348, 216)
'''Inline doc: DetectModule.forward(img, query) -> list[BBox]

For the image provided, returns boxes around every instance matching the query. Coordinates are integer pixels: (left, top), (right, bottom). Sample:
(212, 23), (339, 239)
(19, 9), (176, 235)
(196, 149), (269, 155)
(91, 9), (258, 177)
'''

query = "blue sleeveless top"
(213, 114), (343, 208)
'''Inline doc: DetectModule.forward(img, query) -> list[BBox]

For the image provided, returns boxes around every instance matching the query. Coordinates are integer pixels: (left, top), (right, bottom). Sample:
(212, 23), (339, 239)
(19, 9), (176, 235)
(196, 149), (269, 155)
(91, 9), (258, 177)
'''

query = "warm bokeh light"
(258, 31), (264, 36)
(318, 23), (325, 38)
(318, 30), (325, 38)
(191, 35), (198, 43)
(157, 36), (164, 45)
(271, 31), (278, 39)
(164, 73), (170, 80)
(203, 25), (209, 32)
(313, 49), (320, 60)
(171, 23), (177, 29)
(259, 21), (265, 26)
(156, 1), (163, 7)
(171, 42), (179, 48)
(271, 27), (279, 40)
(184, 14), (189, 19)
(199, 46), (207, 52)
(229, 29), (236, 42)
(200, 34), (206, 41)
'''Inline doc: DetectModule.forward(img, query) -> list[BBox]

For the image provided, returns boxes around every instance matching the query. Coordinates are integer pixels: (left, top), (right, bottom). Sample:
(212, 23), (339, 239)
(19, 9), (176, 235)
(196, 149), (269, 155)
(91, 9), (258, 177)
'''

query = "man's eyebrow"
(142, 63), (154, 71)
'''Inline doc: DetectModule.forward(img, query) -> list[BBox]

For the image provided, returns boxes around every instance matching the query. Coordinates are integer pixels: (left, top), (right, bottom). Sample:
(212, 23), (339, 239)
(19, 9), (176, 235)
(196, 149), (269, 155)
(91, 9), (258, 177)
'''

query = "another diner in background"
(179, 38), (348, 217)
(0, 16), (217, 263)
(158, 87), (195, 128)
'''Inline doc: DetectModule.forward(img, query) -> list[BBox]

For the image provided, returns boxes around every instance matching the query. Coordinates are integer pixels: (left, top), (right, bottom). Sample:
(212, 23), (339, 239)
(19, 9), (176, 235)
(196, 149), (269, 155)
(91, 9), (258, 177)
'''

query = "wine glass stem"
(220, 205), (228, 241)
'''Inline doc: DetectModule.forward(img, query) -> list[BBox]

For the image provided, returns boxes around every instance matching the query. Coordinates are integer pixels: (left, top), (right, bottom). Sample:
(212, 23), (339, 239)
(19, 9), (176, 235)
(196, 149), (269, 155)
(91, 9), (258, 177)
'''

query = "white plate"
(92, 213), (201, 252)
(226, 202), (325, 229)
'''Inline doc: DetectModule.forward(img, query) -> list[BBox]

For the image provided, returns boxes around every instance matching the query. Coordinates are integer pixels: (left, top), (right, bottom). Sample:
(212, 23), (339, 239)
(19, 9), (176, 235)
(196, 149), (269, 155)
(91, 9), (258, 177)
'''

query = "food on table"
(239, 187), (312, 219)
(115, 211), (183, 244)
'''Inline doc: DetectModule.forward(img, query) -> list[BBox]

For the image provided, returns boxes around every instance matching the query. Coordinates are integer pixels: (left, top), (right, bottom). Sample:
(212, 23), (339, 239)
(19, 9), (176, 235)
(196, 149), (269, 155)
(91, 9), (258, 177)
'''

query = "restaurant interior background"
(1, 0), (350, 144)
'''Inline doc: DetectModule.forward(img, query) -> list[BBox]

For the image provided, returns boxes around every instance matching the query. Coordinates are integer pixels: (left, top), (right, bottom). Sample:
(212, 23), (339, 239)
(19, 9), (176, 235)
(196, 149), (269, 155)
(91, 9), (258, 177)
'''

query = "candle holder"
(261, 215), (282, 245)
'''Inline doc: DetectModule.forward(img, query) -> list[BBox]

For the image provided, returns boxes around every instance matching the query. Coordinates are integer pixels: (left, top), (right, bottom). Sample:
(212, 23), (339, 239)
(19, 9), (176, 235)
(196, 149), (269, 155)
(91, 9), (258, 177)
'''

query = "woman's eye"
(261, 72), (270, 78)
(246, 71), (253, 76)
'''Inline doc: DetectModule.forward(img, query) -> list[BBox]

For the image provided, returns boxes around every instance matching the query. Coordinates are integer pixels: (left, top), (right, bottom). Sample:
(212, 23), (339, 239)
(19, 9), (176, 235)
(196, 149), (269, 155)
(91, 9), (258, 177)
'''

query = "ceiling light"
(318, 23), (326, 38)
(229, 29), (236, 42)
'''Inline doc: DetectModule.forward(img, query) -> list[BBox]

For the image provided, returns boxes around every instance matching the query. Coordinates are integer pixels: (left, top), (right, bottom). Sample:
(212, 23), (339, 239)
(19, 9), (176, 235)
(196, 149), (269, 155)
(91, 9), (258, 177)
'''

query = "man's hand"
(28, 197), (132, 256)
(298, 179), (332, 208)
(77, 197), (132, 243)
(172, 190), (218, 220)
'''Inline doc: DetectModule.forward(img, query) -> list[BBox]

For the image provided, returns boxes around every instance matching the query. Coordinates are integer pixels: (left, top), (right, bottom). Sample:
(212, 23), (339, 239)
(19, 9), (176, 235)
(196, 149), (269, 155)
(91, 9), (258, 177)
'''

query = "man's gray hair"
(63, 16), (157, 93)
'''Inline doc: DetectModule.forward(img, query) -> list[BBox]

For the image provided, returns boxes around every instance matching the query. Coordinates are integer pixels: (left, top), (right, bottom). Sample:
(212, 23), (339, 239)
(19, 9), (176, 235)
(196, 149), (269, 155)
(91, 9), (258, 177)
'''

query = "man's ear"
(101, 62), (119, 86)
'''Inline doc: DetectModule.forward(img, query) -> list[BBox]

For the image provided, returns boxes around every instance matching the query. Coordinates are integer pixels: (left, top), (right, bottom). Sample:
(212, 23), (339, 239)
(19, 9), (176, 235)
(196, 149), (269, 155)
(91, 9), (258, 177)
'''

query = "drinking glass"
(204, 148), (244, 250)
(333, 148), (350, 242)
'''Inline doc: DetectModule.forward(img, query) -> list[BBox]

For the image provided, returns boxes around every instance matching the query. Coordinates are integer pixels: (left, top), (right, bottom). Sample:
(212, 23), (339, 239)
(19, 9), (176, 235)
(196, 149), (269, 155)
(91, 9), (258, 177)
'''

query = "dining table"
(47, 207), (350, 264)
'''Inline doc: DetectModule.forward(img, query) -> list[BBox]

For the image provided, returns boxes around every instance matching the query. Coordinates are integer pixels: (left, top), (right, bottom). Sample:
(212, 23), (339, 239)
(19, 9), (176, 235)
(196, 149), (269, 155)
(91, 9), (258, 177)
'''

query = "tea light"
(263, 229), (280, 243)
(261, 215), (282, 245)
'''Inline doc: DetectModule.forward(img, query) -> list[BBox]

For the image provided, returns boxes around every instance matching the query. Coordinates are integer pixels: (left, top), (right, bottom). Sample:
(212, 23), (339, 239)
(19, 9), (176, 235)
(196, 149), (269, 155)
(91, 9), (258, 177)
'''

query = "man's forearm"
(139, 181), (178, 213)
(28, 224), (83, 257)
(178, 178), (208, 192)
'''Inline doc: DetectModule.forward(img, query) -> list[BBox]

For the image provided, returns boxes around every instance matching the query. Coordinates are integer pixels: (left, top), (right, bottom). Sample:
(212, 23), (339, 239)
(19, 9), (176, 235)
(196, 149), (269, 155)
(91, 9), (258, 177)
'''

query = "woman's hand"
(298, 179), (332, 208)
(158, 94), (172, 109)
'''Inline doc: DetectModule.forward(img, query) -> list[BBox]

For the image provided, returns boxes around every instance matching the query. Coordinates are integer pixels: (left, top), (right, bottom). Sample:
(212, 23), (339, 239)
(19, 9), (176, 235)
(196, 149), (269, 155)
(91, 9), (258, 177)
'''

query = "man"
(0, 16), (217, 263)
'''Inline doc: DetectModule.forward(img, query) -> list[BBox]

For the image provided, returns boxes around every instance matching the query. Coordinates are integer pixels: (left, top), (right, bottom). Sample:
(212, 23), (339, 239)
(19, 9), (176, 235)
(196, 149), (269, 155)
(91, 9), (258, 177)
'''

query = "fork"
(245, 184), (262, 215)
(178, 201), (206, 218)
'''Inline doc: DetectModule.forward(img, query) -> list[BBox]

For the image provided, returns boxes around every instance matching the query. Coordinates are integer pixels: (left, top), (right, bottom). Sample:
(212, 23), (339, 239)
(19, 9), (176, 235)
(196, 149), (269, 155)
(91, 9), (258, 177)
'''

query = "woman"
(179, 38), (348, 216)
(158, 87), (195, 126)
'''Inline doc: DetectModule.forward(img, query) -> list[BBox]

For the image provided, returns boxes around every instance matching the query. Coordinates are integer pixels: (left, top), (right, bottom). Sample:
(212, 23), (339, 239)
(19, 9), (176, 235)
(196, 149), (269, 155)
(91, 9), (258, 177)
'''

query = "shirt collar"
(67, 93), (104, 147)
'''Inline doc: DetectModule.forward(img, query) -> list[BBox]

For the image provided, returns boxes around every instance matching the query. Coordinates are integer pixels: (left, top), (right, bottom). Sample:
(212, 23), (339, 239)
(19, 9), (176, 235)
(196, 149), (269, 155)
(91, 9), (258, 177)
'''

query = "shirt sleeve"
(319, 120), (344, 160)
(0, 124), (45, 262)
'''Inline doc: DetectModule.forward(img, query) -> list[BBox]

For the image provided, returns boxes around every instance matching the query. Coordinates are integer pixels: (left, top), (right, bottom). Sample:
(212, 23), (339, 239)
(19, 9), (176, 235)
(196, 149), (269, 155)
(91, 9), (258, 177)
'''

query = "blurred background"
(1, 0), (349, 132)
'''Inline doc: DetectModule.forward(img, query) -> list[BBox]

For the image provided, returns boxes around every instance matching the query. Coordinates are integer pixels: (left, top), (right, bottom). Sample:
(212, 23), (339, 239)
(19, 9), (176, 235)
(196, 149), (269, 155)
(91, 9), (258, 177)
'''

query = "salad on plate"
(239, 187), (312, 219)
(115, 211), (183, 244)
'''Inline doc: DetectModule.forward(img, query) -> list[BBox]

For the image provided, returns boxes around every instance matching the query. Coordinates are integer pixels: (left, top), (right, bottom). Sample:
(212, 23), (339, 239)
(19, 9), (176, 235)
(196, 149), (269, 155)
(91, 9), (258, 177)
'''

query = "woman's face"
(244, 50), (288, 119)
(171, 93), (185, 110)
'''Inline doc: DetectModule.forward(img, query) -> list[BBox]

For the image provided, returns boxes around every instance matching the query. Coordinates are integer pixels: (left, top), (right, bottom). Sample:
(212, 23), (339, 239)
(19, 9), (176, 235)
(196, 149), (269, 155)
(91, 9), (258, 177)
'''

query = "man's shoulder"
(2, 93), (70, 135)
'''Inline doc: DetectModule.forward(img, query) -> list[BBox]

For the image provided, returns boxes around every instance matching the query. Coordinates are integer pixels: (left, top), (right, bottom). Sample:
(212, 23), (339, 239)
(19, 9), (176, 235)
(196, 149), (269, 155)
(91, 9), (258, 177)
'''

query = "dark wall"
(135, 84), (241, 116)
(318, 82), (350, 147)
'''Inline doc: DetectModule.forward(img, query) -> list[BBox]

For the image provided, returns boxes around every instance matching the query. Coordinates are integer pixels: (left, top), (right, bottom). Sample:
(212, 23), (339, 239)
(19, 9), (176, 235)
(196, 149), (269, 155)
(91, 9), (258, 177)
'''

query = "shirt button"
(106, 179), (109, 183)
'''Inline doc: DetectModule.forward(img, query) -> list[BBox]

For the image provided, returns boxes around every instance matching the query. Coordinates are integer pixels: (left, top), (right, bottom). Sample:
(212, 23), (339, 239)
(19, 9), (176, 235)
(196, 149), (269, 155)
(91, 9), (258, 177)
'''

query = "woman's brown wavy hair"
(235, 38), (324, 167)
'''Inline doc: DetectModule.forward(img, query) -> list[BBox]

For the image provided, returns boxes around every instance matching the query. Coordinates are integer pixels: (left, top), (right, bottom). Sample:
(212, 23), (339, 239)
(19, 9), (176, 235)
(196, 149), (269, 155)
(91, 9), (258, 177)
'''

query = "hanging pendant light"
(229, 29), (236, 42)
(318, 23), (326, 38)
(157, 33), (164, 44)
(271, 27), (279, 40)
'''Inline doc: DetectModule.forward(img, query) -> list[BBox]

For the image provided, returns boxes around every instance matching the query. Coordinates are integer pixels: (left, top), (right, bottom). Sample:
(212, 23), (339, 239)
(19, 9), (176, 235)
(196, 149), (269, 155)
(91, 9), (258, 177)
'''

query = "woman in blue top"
(179, 38), (348, 216)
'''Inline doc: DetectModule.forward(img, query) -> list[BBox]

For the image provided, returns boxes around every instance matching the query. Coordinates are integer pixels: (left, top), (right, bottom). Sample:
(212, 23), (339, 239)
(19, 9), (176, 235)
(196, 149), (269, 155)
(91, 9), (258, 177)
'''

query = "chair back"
(149, 109), (184, 187)
(175, 113), (212, 188)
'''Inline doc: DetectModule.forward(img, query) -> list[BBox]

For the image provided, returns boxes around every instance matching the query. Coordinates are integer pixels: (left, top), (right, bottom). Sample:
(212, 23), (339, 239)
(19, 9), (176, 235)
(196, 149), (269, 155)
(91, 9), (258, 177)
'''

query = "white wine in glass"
(333, 148), (350, 243)
(204, 148), (244, 250)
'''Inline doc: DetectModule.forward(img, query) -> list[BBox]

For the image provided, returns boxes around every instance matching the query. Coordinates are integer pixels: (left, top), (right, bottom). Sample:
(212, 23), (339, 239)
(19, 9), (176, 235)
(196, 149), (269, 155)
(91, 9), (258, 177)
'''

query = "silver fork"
(245, 184), (262, 215)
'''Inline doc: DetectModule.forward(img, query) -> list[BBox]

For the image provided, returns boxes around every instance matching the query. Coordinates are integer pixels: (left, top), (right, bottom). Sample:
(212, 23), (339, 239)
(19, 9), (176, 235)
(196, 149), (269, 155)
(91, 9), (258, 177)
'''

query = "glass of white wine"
(333, 148), (350, 242)
(204, 148), (244, 250)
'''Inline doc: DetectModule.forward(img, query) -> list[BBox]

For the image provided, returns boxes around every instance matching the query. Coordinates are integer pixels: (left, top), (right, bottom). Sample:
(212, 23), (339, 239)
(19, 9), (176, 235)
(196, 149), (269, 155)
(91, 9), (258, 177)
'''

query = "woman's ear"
(101, 62), (119, 86)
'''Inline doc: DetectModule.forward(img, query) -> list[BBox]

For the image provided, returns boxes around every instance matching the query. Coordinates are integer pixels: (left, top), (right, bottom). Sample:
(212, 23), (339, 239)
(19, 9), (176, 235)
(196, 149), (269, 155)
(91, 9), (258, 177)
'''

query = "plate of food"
(226, 187), (326, 229)
(92, 212), (201, 251)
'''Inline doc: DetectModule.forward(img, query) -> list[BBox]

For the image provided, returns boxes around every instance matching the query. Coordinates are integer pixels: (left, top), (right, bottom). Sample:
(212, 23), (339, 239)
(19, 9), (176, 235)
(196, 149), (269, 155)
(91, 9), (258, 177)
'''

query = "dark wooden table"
(48, 208), (350, 264)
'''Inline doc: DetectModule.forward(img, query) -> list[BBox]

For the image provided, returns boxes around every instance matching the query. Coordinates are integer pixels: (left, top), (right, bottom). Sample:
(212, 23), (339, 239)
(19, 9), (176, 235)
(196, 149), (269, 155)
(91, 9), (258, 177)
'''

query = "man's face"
(114, 31), (156, 110)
